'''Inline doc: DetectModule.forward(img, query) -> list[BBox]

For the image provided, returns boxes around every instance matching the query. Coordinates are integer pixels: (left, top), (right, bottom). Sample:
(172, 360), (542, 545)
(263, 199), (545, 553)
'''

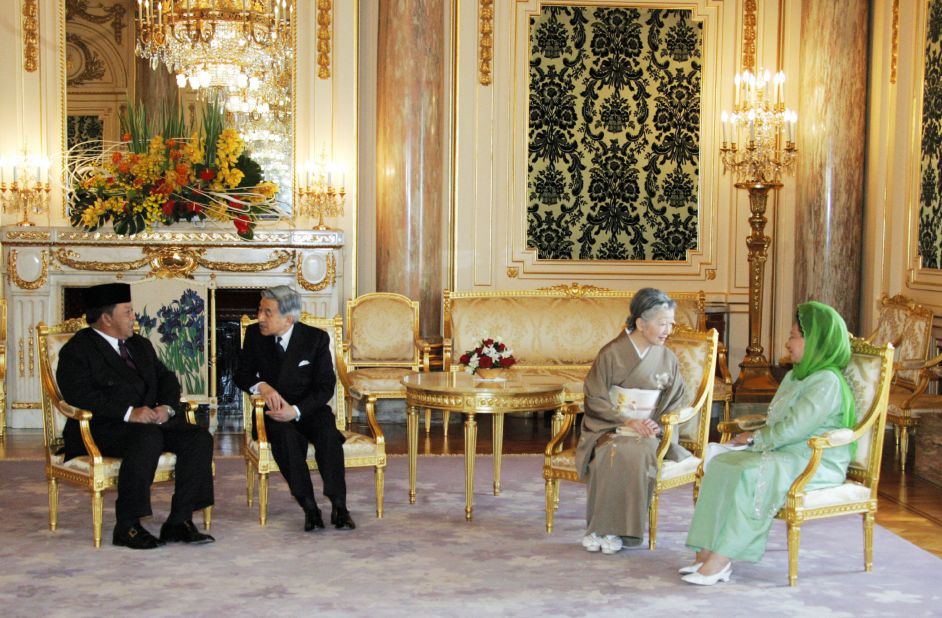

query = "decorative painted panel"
(67, 114), (103, 156)
(919, 0), (942, 269)
(526, 6), (702, 261)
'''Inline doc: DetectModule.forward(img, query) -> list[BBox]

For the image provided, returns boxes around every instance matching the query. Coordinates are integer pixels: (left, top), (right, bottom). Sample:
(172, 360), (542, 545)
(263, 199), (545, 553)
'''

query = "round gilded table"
(402, 371), (566, 520)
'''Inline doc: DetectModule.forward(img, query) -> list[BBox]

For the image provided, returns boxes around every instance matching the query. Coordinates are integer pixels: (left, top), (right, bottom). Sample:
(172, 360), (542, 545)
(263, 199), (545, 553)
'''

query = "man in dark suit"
(235, 285), (355, 532)
(57, 283), (215, 549)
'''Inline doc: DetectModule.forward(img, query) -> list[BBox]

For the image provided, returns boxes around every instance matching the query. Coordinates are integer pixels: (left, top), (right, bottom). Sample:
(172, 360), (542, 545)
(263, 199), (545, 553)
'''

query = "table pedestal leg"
(464, 413), (477, 521)
(407, 404), (418, 504)
(492, 414), (504, 495)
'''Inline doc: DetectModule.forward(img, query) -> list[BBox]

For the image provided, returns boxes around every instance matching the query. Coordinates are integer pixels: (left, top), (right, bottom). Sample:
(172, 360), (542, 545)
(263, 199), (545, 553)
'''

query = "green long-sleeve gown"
(685, 369), (852, 562)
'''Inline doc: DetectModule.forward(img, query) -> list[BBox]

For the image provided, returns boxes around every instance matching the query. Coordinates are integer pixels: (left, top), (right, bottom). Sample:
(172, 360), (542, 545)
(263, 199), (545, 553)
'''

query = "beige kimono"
(576, 330), (688, 539)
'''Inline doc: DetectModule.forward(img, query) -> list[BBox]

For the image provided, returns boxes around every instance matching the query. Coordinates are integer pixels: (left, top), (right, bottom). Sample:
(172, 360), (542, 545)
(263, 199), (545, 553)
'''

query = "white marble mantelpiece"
(2, 225), (345, 429)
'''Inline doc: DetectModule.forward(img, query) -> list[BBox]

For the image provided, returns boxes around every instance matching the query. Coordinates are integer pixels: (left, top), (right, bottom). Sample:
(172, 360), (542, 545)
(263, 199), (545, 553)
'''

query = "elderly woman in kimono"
(578, 288), (691, 555)
(681, 301), (854, 585)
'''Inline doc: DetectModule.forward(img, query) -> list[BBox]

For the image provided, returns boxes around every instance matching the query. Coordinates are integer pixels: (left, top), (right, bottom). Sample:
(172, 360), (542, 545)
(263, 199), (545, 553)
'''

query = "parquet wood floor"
(4, 412), (940, 558)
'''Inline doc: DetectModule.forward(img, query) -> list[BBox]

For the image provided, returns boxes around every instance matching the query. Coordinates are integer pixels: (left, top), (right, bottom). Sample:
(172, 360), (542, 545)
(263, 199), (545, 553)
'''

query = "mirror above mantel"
(62, 0), (296, 222)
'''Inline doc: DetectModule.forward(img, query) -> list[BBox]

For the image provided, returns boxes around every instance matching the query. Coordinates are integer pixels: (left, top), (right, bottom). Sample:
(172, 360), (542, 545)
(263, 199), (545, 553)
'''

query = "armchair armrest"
(442, 337), (454, 372)
(808, 428), (855, 449)
(716, 343), (732, 384)
(335, 352), (353, 393)
(717, 414), (767, 436)
(543, 403), (579, 457)
(416, 337), (434, 372)
(250, 395), (269, 445)
(53, 400), (102, 461)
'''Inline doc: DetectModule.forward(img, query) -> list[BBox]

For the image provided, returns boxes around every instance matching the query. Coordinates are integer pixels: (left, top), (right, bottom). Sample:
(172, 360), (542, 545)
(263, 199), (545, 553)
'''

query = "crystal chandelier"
(135, 1), (294, 97)
(719, 69), (797, 184)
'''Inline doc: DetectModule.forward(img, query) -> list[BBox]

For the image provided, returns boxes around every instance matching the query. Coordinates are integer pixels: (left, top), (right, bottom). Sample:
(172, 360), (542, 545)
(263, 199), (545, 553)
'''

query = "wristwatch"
(163, 405), (176, 418)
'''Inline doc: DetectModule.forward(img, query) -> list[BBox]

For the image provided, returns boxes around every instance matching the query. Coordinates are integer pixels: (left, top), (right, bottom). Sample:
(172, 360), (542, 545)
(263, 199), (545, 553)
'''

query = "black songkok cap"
(83, 283), (131, 310)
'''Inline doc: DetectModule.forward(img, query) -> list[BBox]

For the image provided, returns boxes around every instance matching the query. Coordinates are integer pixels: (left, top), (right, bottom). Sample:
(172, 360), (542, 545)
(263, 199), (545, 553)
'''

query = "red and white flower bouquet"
(459, 337), (516, 375)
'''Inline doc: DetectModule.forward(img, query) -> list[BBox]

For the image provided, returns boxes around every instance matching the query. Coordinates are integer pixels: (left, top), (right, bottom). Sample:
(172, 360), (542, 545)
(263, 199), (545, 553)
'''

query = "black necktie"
(275, 336), (285, 360)
(118, 339), (137, 371)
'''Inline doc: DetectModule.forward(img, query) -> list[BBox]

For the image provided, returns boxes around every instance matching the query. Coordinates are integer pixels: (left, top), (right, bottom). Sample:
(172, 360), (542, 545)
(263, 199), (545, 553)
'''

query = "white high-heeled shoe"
(677, 562), (703, 575)
(681, 562), (732, 586)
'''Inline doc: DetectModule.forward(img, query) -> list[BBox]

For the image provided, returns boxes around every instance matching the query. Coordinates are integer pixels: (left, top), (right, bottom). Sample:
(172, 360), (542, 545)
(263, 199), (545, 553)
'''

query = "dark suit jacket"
(56, 328), (182, 459)
(235, 321), (336, 421)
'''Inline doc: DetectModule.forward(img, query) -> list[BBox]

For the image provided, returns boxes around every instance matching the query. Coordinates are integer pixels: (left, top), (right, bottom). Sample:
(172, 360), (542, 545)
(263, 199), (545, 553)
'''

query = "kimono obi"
(609, 386), (661, 436)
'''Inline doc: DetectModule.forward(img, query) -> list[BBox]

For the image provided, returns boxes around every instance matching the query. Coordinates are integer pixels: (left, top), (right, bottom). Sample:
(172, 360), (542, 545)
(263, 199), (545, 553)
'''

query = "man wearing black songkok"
(57, 282), (215, 549)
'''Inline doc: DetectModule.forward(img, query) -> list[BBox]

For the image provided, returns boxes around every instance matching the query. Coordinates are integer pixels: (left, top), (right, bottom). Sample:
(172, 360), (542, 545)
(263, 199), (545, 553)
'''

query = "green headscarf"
(793, 302), (856, 453)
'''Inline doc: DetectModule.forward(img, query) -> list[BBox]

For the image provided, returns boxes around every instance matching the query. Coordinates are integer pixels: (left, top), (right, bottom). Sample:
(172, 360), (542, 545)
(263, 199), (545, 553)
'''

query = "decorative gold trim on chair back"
(666, 326), (718, 454)
(240, 313), (346, 431)
(867, 294), (932, 389)
(843, 337), (895, 490)
(37, 318), (88, 459)
(345, 292), (421, 368)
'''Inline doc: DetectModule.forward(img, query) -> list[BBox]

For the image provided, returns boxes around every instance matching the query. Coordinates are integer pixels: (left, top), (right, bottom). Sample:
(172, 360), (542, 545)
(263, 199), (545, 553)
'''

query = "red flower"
(200, 168), (216, 181)
(496, 342), (506, 352)
(234, 214), (250, 234)
(499, 357), (516, 368)
(483, 338), (494, 347)
(176, 164), (190, 177)
(121, 132), (131, 141)
(162, 199), (176, 216)
(459, 354), (470, 365)
(479, 355), (494, 369)
(111, 152), (122, 164)
(167, 138), (176, 147)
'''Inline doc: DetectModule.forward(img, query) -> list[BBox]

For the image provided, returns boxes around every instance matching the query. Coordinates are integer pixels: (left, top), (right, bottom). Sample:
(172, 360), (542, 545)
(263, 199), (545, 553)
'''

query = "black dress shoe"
(331, 506), (356, 530)
(159, 520), (215, 544)
(113, 523), (163, 550)
(304, 508), (325, 531)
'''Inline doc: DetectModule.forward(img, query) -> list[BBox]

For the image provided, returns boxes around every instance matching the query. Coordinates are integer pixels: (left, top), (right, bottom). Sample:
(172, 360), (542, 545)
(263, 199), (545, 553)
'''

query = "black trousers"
(262, 405), (347, 510)
(64, 416), (215, 525)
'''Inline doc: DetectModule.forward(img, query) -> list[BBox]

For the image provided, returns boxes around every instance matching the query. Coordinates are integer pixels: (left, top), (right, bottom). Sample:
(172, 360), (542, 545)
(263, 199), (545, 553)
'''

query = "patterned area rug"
(1, 456), (940, 617)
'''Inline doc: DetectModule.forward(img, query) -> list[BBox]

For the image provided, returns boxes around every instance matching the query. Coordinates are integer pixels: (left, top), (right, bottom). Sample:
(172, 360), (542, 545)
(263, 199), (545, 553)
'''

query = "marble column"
(793, 0), (869, 333)
(376, 0), (445, 337)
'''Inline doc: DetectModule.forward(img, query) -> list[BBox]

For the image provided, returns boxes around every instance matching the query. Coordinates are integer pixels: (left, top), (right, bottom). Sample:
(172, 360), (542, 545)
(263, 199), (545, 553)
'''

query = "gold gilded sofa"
(442, 284), (708, 408)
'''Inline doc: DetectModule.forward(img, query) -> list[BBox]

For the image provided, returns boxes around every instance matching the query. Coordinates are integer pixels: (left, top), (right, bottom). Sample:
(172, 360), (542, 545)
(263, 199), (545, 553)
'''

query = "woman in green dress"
(681, 301), (855, 585)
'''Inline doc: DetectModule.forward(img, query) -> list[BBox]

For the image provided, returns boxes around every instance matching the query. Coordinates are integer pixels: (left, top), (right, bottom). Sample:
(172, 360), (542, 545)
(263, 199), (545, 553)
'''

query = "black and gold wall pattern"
(919, 0), (942, 269)
(527, 6), (702, 260)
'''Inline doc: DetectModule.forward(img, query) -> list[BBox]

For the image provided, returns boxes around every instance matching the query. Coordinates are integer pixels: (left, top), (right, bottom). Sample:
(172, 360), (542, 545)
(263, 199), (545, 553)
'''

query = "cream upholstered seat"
(37, 318), (211, 547)
(0, 299), (6, 437)
(542, 327), (718, 550)
(719, 337), (894, 586)
(242, 314), (387, 524)
(338, 293), (434, 430)
(864, 294), (935, 470)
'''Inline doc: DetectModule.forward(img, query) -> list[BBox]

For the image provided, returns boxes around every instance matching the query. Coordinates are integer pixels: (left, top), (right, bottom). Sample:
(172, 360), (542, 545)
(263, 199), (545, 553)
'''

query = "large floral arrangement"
(459, 337), (516, 374)
(69, 100), (279, 239)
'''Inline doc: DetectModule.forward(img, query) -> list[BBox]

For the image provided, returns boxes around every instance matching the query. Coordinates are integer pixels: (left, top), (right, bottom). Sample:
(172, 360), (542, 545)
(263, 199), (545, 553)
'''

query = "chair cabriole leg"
(48, 477), (58, 531)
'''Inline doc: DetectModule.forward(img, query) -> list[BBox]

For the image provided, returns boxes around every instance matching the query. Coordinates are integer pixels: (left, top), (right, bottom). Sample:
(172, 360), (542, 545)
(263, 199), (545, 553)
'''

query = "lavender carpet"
(1, 455), (940, 617)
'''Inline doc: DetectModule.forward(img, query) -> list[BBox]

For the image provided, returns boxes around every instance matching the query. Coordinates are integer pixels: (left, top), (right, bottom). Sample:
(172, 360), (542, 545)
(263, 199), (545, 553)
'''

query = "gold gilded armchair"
(37, 318), (211, 547)
(338, 292), (433, 429)
(718, 337), (894, 586)
(865, 294), (934, 471)
(242, 314), (387, 524)
(543, 327), (718, 549)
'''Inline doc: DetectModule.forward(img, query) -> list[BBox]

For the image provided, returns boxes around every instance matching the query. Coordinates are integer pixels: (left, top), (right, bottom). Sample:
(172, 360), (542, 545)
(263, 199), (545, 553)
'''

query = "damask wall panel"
(526, 6), (702, 261)
(919, 0), (942, 269)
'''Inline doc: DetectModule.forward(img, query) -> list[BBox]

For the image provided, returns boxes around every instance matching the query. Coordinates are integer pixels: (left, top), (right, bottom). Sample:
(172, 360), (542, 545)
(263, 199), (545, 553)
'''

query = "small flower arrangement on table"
(459, 337), (516, 376)
(68, 99), (280, 239)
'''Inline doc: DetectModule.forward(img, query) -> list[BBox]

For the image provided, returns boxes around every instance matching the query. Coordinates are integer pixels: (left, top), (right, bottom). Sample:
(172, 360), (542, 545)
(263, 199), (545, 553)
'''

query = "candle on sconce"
(734, 74), (741, 107)
(721, 111), (729, 144)
(0, 156), (5, 184)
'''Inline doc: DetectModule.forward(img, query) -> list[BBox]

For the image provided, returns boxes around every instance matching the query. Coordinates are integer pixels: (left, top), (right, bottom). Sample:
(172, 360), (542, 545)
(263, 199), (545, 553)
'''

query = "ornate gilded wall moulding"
(742, 0), (757, 73)
(891, 0), (899, 84)
(144, 246), (204, 278)
(7, 249), (48, 290)
(65, 0), (127, 44)
(23, 0), (39, 72)
(296, 252), (336, 291)
(506, 267), (518, 278)
(317, 0), (333, 79)
(53, 248), (150, 272)
(536, 282), (614, 298)
(196, 250), (294, 273)
(5, 230), (51, 241)
(479, 0), (494, 85)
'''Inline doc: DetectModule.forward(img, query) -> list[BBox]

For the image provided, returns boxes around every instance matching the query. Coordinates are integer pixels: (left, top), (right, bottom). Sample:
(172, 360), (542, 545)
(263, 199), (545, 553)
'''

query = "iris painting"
(136, 288), (206, 394)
